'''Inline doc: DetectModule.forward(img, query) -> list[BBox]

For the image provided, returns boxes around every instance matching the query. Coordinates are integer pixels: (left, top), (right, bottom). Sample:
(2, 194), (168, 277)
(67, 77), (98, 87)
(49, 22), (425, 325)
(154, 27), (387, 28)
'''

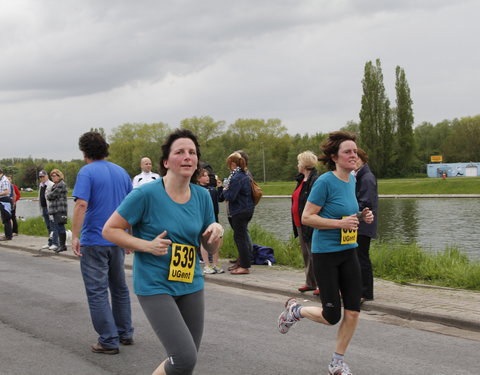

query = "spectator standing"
(72, 131), (134, 355)
(354, 149), (378, 302)
(7, 175), (20, 236)
(47, 169), (68, 253)
(222, 152), (255, 275)
(0, 168), (13, 241)
(132, 157), (160, 188)
(38, 170), (57, 250)
(291, 151), (319, 295)
(198, 168), (225, 274)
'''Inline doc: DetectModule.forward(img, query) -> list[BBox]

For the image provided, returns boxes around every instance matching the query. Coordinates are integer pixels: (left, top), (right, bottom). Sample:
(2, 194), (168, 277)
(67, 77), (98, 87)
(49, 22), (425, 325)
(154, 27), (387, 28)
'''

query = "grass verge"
(4, 219), (480, 291)
(258, 177), (480, 195)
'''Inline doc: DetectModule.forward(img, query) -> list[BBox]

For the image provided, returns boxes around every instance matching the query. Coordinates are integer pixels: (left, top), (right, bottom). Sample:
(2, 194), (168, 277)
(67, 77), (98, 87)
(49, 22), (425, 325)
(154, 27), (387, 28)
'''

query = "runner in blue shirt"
(277, 131), (374, 375)
(103, 129), (223, 375)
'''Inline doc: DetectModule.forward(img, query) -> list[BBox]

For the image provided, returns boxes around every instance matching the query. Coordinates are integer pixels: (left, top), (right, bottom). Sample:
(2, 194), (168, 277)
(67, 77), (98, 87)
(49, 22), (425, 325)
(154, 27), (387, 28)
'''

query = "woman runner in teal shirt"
(103, 129), (224, 375)
(277, 131), (373, 375)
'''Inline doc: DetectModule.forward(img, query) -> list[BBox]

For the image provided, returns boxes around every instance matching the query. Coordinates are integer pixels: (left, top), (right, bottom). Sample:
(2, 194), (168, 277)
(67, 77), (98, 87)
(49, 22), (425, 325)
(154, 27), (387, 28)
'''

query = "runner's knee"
(165, 349), (197, 375)
(322, 305), (341, 325)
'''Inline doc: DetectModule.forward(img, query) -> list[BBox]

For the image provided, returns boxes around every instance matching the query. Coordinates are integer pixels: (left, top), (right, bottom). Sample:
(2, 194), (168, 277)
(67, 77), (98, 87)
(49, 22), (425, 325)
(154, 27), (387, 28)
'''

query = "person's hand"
(341, 215), (359, 231)
(202, 223), (224, 244)
(147, 231), (172, 256)
(361, 207), (374, 224)
(72, 237), (82, 257)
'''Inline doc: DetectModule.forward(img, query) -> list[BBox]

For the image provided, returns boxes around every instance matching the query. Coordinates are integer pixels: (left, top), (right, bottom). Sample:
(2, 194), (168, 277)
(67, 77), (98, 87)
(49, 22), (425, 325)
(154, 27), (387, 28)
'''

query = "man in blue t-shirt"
(72, 131), (134, 355)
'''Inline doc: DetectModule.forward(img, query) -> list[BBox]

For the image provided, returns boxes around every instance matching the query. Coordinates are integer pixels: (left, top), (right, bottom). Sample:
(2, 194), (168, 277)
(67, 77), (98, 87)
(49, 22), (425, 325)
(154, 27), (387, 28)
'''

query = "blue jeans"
(41, 206), (56, 246)
(80, 245), (134, 348)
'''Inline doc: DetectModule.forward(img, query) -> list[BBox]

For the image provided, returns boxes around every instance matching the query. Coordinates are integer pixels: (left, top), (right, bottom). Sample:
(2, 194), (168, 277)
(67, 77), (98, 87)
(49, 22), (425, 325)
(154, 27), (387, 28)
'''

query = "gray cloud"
(0, 0), (479, 160)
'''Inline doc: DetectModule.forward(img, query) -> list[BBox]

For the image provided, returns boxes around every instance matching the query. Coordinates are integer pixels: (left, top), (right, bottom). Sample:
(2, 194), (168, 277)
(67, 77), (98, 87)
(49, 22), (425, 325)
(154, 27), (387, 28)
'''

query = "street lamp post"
(261, 143), (266, 183)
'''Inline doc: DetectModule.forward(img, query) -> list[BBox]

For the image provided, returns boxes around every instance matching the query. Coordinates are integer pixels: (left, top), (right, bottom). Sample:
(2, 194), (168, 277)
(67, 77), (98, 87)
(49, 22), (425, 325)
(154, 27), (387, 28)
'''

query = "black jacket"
(291, 168), (318, 243)
(355, 163), (378, 238)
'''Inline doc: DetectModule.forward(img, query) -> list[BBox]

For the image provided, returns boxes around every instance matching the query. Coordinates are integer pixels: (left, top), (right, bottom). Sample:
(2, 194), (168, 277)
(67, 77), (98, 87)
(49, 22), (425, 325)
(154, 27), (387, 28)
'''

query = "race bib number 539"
(168, 243), (196, 283)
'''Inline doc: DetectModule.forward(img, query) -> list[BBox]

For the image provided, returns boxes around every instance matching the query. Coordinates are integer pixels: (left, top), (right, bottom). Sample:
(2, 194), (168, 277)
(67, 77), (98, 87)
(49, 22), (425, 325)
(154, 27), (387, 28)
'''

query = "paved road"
(1, 248), (480, 375)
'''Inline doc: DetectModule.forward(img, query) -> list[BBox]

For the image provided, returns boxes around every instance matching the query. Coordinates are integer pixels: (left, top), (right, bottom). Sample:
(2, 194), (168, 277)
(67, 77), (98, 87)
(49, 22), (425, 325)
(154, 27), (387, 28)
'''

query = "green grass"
(5, 218), (480, 291)
(219, 224), (480, 291)
(259, 177), (480, 195)
(17, 176), (480, 197)
(1, 217), (71, 236)
(371, 242), (480, 290)
(19, 190), (73, 198)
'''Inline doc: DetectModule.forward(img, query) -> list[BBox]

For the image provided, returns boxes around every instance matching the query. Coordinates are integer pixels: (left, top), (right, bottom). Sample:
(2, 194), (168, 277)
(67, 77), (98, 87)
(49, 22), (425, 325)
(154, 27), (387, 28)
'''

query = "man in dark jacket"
(355, 149), (378, 301)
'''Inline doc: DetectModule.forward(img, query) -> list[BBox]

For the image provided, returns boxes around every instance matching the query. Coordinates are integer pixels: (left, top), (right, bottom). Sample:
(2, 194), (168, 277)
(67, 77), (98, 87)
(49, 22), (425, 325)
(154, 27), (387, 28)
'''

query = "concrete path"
(2, 234), (479, 334)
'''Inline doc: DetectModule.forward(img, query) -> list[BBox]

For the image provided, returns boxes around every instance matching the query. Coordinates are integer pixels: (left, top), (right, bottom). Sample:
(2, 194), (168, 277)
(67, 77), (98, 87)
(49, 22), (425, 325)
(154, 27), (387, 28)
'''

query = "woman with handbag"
(47, 169), (68, 253)
(221, 152), (255, 275)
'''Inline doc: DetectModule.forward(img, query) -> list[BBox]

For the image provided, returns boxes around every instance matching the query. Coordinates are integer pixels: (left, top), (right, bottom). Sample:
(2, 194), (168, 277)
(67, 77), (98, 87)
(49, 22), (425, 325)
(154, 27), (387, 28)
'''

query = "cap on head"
(39, 170), (47, 177)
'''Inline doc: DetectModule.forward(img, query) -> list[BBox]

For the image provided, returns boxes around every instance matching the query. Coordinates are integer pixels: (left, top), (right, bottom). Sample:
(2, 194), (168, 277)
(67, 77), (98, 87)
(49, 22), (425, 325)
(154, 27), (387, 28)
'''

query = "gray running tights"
(137, 289), (204, 375)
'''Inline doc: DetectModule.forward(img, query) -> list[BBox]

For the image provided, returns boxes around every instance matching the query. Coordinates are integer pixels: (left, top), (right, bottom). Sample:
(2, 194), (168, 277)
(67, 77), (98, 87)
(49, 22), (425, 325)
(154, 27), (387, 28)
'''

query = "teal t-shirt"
(116, 178), (215, 296)
(308, 171), (359, 253)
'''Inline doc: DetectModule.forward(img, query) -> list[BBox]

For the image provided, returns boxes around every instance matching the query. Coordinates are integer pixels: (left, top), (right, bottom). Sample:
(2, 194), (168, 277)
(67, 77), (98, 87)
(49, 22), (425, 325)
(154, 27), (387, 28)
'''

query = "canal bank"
(2, 234), (480, 337)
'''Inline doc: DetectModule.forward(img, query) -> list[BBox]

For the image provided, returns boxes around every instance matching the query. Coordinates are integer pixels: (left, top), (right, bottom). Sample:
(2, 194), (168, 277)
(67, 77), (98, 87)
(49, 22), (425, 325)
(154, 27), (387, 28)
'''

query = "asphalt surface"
(1, 234), (480, 334)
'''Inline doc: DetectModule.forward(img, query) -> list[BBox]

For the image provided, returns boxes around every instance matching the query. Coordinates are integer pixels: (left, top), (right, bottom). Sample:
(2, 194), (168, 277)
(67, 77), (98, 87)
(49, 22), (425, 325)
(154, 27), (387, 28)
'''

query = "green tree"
(359, 59), (393, 177)
(443, 115), (480, 162)
(223, 118), (289, 181)
(180, 116), (226, 168)
(393, 66), (415, 176)
(108, 123), (171, 176)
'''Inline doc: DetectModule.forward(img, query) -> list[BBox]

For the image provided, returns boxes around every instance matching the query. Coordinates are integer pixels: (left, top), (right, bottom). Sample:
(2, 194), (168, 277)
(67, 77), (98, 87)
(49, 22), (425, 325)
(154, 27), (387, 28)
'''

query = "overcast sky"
(1, 0), (478, 161)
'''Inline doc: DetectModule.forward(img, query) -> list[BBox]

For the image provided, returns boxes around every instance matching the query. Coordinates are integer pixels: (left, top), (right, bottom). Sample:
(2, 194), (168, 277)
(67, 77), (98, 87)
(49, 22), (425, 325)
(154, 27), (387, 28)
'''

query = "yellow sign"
(341, 217), (358, 244)
(430, 155), (443, 162)
(168, 243), (196, 283)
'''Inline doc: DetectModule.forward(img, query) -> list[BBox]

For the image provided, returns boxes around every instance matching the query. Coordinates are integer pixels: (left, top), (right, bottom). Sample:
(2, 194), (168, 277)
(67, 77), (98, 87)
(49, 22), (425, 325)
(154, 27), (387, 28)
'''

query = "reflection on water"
(17, 197), (480, 260)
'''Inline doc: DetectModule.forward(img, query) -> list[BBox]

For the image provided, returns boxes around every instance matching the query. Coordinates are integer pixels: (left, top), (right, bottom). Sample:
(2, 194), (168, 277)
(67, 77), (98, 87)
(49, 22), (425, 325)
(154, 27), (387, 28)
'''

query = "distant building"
(427, 162), (480, 178)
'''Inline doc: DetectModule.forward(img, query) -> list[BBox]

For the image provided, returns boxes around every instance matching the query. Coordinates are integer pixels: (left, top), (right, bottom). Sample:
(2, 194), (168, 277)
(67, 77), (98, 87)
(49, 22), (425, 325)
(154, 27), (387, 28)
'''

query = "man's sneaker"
(41, 244), (50, 249)
(328, 360), (352, 375)
(203, 265), (216, 274)
(213, 265), (225, 274)
(49, 245), (58, 251)
(277, 297), (300, 334)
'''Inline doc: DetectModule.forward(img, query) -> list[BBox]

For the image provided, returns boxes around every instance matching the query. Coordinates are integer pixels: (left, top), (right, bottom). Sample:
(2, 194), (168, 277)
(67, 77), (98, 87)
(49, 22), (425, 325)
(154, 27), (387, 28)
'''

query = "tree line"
(2, 59), (479, 189)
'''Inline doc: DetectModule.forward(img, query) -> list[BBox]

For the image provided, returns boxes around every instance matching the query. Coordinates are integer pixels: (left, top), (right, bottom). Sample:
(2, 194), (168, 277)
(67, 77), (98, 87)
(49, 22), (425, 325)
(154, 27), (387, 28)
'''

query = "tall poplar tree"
(394, 66), (415, 175)
(359, 59), (393, 177)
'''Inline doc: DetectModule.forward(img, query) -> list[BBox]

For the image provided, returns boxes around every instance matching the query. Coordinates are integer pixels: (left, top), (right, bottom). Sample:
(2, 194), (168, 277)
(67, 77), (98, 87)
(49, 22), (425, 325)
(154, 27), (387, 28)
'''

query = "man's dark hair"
(160, 128), (201, 182)
(78, 131), (109, 160)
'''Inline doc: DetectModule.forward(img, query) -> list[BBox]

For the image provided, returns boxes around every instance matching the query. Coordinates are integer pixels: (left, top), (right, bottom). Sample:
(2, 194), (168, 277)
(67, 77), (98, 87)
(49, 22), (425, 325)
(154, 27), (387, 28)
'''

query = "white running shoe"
(213, 265), (225, 274)
(328, 360), (352, 375)
(203, 265), (216, 274)
(277, 297), (300, 334)
(41, 244), (50, 249)
(49, 245), (59, 251)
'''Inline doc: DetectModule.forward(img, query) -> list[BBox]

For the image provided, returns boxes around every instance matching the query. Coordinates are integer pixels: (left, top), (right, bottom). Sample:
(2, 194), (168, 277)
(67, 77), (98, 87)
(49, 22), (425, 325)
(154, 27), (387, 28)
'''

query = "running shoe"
(213, 265), (225, 274)
(277, 297), (300, 334)
(328, 360), (352, 375)
(203, 265), (216, 274)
